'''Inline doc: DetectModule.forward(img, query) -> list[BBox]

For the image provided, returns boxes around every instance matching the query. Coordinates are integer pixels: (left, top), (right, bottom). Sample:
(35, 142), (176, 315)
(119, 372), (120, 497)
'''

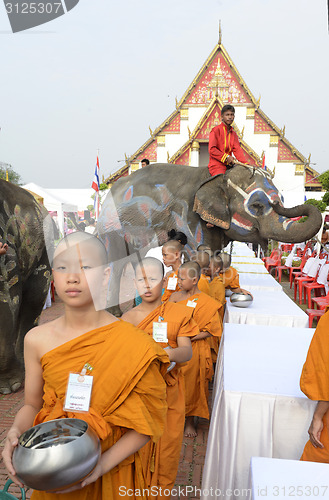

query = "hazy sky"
(0, 0), (328, 188)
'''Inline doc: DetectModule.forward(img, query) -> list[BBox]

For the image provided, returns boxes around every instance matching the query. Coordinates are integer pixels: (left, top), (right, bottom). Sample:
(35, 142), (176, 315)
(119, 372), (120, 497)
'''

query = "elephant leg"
(9, 250), (50, 394)
(0, 299), (22, 394)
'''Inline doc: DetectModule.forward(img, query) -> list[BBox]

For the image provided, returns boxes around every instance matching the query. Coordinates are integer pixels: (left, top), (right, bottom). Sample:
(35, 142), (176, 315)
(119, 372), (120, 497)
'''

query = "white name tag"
(64, 373), (93, 413)
(153, 322), (168, 343)
(167, 277), (178, 291)
(187, 300), (197, 308)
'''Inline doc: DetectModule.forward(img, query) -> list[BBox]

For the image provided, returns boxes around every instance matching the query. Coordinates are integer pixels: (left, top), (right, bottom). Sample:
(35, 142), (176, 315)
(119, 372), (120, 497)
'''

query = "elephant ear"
(193, 175), (230, 230)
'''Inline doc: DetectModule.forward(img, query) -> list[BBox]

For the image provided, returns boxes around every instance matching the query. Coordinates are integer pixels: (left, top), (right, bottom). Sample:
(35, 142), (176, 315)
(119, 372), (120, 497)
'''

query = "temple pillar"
(190, 140), (200, 167)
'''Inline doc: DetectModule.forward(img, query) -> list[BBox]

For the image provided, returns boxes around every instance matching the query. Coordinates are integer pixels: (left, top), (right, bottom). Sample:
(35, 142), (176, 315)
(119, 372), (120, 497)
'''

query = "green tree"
(318, 171), (329, 192)
(304, 198), (327, 212)
(0, 164), (22, 185)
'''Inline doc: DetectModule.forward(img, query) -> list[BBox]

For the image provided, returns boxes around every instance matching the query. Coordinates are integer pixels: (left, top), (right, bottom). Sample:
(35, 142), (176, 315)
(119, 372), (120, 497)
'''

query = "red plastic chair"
(306, 308), (325, 328)
(302, 263), (329, 308)
(289, 253), (310, 288)
(294, 258), (322, 304)
(263, 249), (282, 273)
(274, 263), (288, 283)
(312, 293), (329, 310)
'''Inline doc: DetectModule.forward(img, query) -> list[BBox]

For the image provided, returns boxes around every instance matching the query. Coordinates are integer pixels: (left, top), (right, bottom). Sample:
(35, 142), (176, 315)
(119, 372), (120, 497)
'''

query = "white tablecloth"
(231, 256), (265, 266)
(201, 324), (316, 500)
(250, 457), (329, 499)
(224, 242), (256, 257)
(239, 273), (282, 293)
(231, 262), (268, 274)
(225, 290), (308, 328)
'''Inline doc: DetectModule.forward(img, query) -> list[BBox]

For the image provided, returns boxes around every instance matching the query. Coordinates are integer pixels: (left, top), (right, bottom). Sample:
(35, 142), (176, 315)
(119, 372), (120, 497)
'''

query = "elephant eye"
(250, 202), (265, 216)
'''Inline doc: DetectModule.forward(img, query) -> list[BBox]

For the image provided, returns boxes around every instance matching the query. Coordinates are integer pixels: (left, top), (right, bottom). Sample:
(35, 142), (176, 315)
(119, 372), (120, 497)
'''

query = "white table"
(201, 324), (316, 500)
(224, 242), (256, 258)
(239, 273), (282, 293)
(225, 289), (308, 328)
(250, 457), (329, 499)
(230, 262), (268, 274)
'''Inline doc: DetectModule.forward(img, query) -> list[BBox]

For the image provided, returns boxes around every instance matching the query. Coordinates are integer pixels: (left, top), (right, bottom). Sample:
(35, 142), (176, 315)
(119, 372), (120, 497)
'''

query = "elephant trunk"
(267, 202), (323, 243)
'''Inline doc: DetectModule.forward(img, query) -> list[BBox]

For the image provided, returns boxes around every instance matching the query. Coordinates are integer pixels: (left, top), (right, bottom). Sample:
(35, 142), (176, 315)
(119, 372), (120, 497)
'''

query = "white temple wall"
(273, 163), (304, 194)
(233, 107), (246, 130)
(187, 107), (207, 131)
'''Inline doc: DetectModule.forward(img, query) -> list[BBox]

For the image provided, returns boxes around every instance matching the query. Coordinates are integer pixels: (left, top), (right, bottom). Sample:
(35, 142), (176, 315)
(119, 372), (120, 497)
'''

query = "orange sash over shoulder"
(221, 266), (240, 289)
(137, 302), (198, 497)
(300, 312), (329, 463)
(31, 321), (168, 500)
(198, 274), (210, 295)
(179, 293), (222, 419)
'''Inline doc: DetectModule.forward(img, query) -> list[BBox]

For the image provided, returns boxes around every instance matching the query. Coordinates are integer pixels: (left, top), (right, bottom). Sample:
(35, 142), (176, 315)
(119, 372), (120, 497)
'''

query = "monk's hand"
(81, 461), (104, 488)
(308, 417), (324, 448)
(2, 428), (24, 488)
(240, 288), (252, 296)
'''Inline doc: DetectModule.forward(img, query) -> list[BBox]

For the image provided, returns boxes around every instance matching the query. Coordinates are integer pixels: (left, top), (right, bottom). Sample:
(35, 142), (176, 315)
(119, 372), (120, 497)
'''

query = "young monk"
(2, 232), (168, 500)
(122, 257), (198, 497)
(194, 250), (211, 295)
(300, 311), (329, 463)
(169, 261), (222, 437)
(207, 254), (226, 317)
(220, 252), (251, 295)
(162, 238), (185, 303)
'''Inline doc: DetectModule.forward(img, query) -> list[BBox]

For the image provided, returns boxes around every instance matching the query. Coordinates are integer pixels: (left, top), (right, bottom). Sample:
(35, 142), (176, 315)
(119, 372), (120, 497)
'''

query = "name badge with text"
(167, 277), (178, 291)
(64, 373), (93, 413)
(153, 322), (168, 343)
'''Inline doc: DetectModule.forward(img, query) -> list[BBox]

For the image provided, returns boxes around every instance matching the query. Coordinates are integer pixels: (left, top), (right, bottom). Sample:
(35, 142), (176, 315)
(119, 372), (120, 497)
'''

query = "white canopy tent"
(23, 182), (78, 237)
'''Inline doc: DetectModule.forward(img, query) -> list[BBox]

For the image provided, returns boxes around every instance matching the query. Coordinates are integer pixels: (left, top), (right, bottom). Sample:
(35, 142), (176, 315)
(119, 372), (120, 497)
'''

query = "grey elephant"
(97, 163), (322, 313)
(0, 180), (52, 394)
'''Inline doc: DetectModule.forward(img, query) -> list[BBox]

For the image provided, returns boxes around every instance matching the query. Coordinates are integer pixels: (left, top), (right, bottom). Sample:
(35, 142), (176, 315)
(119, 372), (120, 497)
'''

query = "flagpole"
(96, 149), (100, 221)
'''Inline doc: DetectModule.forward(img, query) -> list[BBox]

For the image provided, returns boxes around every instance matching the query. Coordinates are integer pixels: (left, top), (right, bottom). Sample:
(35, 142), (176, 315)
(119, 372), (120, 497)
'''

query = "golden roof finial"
(167, 151), (170, 163)
(256, 95), (261, 109)
(175, 96), (179, 110)
(272, 166), (276, 178)
(149, 126), (153, 137)
(280, 125), (285, 137)
(124, 153), (129, 167)
(218, 20), (222, 45)
(307, 153), (311, 164)
(187, 126), (192, 139)
(240, 126), (245, 139)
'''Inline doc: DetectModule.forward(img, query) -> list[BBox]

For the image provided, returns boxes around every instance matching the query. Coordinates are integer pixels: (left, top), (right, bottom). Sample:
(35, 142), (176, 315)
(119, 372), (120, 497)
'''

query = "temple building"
(105, 28), (322, 201)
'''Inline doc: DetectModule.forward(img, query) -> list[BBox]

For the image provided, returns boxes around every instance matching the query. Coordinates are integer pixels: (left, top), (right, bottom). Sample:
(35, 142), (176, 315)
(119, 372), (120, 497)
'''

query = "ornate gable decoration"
(196, 103), (222, 140)
(135, 140), (157, 162)
(254, 111), (273, 134)
(162, 113), (181, 134)
(278, 140), (299, 162)
(186, 55), (250, 106)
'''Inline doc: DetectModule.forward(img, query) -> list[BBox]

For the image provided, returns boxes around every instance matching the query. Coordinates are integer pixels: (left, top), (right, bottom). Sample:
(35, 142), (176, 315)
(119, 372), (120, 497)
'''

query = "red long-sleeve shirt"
(208, 123), (246, 175)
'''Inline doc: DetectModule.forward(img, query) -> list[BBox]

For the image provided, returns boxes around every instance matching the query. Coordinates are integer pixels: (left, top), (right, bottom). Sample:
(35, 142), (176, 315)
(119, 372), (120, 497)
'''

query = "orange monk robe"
(162, 271), (179, 303)
(300, 312), (329, 463)
(179, 293), (222, 419)
(198, 273), (210, 295)
(31, 321), (169, 500)
(137, 302), (199, 495)
(221, 266), (240, 290)
(209, 275), (226, 319)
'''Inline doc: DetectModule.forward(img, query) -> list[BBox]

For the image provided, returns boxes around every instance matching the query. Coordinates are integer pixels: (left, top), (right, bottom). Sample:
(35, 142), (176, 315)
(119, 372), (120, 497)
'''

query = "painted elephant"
(97, 163), (322, 314)
(0, 180), (53, 394)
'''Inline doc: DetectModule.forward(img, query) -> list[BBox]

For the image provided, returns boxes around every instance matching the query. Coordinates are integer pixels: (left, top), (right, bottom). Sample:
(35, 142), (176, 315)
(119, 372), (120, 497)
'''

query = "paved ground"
(0, 268), (315, 498)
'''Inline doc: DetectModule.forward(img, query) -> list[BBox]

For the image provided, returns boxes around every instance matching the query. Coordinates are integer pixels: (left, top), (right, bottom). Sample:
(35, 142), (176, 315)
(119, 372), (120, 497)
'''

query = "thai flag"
(92, 156), (100, 192)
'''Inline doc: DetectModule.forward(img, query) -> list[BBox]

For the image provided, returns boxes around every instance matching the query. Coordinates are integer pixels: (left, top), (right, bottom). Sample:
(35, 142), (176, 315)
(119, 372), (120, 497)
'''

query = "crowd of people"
(1, 228), (255, 499)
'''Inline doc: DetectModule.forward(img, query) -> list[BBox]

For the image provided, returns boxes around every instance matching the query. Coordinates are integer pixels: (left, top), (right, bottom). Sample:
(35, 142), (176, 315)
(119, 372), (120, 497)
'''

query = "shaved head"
(53, 231), (108, 266)
(163, 239), (183, 252)
(210, 254), (223, 269)
(220, 252), (231, 270)
(194, 250), (210, 270)
(135, 257), (164, 278)
(179, 261), (201, 280)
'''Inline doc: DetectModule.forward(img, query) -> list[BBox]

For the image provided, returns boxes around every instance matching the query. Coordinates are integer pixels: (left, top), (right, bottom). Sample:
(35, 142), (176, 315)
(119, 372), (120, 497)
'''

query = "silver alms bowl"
(225, 289), (233, 297)
(13, 418), (101, 491)
(230, 292), (253, 308)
